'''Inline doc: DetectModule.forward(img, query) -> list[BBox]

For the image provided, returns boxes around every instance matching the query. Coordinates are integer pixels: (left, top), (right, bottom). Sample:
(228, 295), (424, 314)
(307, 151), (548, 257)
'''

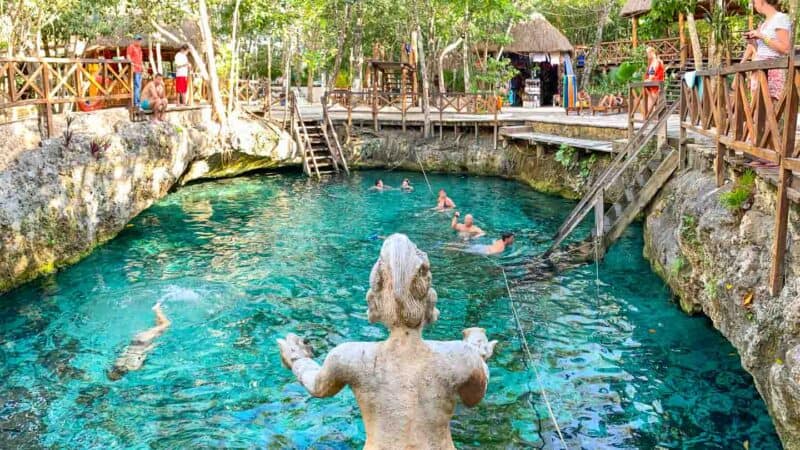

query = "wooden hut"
(491, 13), (574, 106)
(620, 0), (651, 48)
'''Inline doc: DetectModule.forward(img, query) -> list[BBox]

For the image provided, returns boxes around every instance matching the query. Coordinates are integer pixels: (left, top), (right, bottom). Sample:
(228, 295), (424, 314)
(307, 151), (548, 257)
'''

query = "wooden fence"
(679, 55), (799, 295)
(0, 57), (133, 136)
(627, 81), (665, 138)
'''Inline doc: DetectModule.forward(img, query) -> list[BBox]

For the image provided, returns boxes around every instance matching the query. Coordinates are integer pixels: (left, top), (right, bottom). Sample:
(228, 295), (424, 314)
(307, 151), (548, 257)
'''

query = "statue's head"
(366, 234), (439, 329)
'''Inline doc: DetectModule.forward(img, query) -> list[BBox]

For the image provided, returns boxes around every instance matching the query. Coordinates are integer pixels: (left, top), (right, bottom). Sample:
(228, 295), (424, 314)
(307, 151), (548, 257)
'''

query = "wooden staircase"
(288, 90), (350, 179)
(545, 99), (680, 260)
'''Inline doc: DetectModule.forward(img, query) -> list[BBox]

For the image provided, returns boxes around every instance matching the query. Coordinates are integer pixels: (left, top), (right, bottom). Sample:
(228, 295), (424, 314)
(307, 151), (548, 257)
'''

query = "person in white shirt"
(174, 44), (192, 105)
(743, 0), (792, 101)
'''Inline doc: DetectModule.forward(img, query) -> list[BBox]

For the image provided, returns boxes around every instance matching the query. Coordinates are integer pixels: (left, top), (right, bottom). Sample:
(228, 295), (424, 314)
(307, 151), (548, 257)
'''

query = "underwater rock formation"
(644, 168), (800, 448)
(278, 234), (496, 450)
(0, 111), (295, 293)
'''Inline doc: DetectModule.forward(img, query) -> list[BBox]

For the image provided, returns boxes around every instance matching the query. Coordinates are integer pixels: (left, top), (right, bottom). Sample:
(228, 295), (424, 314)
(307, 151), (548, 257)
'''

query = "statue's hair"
(366, 234), (439, 328)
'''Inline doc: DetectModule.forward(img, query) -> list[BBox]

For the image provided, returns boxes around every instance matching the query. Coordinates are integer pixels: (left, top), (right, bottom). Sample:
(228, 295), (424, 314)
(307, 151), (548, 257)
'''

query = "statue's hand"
(462, 327), (498, 361)
(277, 333), (313, 369)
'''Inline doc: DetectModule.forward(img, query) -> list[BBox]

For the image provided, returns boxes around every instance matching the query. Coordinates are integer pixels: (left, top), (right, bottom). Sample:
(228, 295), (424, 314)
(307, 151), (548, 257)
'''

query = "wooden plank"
(783, 157), (800, 173)
(502, 131), (614, 152)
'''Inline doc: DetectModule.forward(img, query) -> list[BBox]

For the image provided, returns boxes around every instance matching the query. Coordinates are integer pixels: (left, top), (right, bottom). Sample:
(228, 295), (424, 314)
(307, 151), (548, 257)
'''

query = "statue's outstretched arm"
(278, 333), (347, 398)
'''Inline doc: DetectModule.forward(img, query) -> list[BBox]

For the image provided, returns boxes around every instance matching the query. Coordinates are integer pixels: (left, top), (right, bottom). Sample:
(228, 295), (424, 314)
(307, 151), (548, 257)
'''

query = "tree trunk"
(438, 37), (462, 94)
(327, 2), (351, 91)
(283, 30), (292, 128)
(307, 65), (314, 103)
(462, 2), (470, 92)
(416, 27), (431, 138)
(352, 5), (364, 91)
(155, 33), (163, 75)
(227, 0), (242, 114)
(151, 20), (209, 80)
(147, 37), (155, 75)
(686, 11), (704, 70)
(582, 1), (611, 89)
(267, 36), (272, 119)
(198, 0), (227, 124)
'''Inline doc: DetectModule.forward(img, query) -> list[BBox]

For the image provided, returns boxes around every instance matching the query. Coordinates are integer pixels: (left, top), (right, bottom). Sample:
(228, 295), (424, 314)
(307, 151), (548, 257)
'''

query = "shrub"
(720, 170), (756, 211)
(555, 144), (577, 169)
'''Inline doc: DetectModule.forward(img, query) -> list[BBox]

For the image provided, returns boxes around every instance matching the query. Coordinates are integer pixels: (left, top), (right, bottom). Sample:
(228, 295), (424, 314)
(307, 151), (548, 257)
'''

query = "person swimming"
(370, 179), (392, 191)
(451, 212), (485, 238)
(467, 233), (515, 255)
(401, 178), (414, 191)
(434, 189), (456, 210)
(107, 303), (171, 381)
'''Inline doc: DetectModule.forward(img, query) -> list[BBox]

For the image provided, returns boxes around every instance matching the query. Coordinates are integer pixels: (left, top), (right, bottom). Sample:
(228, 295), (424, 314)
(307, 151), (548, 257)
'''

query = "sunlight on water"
(0, 171), (781, 449)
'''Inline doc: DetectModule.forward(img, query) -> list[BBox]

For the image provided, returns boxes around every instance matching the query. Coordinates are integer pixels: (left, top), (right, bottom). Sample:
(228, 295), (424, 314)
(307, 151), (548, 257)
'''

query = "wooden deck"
(499, 126), (615, 152)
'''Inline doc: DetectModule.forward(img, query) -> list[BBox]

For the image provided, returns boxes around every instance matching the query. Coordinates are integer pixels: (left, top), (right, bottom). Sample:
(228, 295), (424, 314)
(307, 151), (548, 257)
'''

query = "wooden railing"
(0, 57), (133, 135)
(679, 55), (799, 295)
(578, 37), (684, 66)
(628, 81), (666, 138)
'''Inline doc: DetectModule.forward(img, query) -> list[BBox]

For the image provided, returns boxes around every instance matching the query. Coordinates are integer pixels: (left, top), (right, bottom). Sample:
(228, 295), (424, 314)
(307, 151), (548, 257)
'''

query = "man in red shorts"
(174, 44), (191, 105)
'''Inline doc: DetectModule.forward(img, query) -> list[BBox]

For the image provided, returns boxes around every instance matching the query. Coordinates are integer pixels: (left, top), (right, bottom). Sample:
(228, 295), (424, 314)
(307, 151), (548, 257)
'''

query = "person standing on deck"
(742, 0), (791, 168)
(126, 35), (145, 108)
(743, 0), (792, 100)
(174, 45), (192, 105)
(644, 47), (665, 114)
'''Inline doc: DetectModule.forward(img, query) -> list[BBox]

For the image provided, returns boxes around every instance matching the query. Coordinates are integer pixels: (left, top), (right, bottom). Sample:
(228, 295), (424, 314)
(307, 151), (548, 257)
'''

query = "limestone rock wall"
(0, 112), (295, 293)
(644, 163), (800, 448)
(349, 129), (616, 200)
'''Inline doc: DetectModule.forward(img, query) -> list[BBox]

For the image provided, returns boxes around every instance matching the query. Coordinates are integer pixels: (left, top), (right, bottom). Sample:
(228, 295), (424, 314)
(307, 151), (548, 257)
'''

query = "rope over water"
(484, 253), (568, 448)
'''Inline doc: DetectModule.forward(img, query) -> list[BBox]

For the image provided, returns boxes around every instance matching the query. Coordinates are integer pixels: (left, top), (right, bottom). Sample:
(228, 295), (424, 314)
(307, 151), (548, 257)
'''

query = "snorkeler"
(451, 212), (485, 238)
(107, 303), (171, 381)
(370, 179), (392, 191)
(469, 233), (515, 255)
(434, 189), (456, 210)
(401, 178), (414, 191)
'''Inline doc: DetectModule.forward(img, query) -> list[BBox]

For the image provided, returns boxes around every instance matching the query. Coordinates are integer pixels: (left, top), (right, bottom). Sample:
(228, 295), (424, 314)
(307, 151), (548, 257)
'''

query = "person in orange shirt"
(126, 35), (144, 107)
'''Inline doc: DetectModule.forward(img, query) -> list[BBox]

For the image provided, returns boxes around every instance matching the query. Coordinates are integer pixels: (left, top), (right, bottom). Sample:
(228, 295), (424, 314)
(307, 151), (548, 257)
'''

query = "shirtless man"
(451, 212), (485, 238)
(468, 233), (515, 255)
(435, 189), (456, 210)
(107, 303), (171, 381)
(140, 74), (168, 121)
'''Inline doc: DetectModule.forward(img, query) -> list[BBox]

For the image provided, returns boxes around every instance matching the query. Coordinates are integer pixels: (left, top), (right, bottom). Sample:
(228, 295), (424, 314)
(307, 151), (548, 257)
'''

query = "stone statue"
(278, 233), (497, 450)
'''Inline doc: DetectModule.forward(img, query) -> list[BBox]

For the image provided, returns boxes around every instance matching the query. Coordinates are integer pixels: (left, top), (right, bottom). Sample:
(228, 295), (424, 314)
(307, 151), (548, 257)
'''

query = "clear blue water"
(0, 171), (781, 449)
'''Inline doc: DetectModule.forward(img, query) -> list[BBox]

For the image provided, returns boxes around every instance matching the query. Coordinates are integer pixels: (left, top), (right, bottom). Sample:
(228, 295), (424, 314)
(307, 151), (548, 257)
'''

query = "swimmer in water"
(401, 178), (414, 191)
(451, 212), (485, 238)
(370, 179), (392, 191)
(107, 303), (171, 381)
(468, 233), (515, 255)
(434, 189), (456, 210)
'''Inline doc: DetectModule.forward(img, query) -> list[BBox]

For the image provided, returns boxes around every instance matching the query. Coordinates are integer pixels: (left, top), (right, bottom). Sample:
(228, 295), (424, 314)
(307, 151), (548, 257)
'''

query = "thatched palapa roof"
(497, 13), (573, 54)
(620, 0), (652, 18)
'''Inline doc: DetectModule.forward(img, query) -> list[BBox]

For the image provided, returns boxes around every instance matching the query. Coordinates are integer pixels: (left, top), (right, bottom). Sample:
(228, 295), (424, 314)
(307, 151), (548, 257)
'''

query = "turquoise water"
(0, 171), (780, 449)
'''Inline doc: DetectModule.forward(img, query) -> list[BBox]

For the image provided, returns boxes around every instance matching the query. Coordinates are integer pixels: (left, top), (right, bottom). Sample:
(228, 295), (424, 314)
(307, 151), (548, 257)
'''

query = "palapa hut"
(493, 13), (574, 107)
(620, 0), (651, 48)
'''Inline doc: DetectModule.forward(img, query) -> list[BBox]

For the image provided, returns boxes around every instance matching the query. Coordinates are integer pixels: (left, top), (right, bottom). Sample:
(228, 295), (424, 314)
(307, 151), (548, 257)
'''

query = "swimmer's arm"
(451, 215), (459, 229)
(473, 227), (486, 238)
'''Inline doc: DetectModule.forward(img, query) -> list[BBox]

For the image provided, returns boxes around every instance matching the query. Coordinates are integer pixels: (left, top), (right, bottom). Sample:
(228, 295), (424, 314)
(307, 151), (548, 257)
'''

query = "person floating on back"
(107, 303), (171, 381)
(140, 74), (168, 121)
(435, 189), (456, 210)
(451, 212), (485, 238)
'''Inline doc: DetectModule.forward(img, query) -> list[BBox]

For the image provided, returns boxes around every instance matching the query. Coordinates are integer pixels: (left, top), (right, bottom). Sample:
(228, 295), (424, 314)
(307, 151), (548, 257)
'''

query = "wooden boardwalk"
(499, 126), (615, 152)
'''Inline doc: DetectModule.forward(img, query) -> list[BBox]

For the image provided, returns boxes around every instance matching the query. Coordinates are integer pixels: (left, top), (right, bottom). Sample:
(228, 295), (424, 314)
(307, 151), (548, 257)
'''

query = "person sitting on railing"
(644, 47), (665, 113)
(140, 74), (168, 121)
(743, 0), (792, 102)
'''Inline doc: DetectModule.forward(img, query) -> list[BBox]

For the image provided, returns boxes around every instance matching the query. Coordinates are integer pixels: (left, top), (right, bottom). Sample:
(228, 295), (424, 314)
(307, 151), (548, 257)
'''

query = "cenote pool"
(0, 171), (781, 449)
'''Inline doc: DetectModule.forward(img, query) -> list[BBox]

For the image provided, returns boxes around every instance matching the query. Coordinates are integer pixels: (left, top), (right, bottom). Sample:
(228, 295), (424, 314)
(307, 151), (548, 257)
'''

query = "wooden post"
(679, 12), (687, 69)
(493, 95), (499, 151)
(769, 1), (798, 295)
(347, 90), (353, 143)
(41, 62), (54, 138)
(627, 85), (634, 139)
(715, 71), (726, 186)
(372, 66), (379, 131)
(679, 79), (687, 169)
(594, 191), (605, 259)
(632, 17), (639, 49)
